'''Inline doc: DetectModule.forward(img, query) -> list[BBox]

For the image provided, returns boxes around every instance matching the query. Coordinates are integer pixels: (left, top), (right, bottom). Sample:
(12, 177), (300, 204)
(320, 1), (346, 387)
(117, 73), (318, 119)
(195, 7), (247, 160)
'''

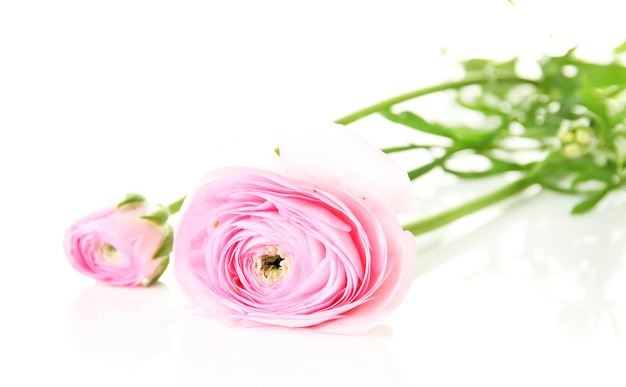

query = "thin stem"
(334, 75), (538, 125)
(407, 147), (459, 180)
(381, 144), (445, 154)
(167, 196), (186, 215)
(403, 176), (536, 236)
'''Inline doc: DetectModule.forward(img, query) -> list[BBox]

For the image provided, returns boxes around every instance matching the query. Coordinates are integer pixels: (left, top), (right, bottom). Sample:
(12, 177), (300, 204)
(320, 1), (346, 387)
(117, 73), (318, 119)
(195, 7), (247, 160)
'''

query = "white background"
(1, 1), (625, 386)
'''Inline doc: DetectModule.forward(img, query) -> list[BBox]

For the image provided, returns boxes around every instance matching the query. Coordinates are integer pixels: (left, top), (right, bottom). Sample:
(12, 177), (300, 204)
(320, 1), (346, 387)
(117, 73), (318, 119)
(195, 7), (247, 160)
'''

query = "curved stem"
(334, 75), (538, 125)
(381, 144), (436, 154)
(167, 196), (186, 215)
(403, 176), (536, 236)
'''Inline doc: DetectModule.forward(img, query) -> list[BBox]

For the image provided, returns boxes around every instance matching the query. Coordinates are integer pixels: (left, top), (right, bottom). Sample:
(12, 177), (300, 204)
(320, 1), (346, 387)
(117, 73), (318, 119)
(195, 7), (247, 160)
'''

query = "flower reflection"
(524, 193), (625, 337)
(177, 314), (409, 387)
(68, 282), (175, 366)
(415, 189), (626, 338)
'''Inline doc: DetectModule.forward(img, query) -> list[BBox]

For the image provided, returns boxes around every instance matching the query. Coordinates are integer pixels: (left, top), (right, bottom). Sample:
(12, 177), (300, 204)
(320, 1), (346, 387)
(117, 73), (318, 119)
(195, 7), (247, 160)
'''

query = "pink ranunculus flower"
(174, 123), (417, 334)
(64, 199), (171, 287)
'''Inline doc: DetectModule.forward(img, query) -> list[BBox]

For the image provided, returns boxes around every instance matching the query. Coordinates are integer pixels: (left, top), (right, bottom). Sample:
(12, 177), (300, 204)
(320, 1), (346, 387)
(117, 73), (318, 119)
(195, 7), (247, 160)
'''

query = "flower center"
(97, 243), (123, 264)
(254, 248), (289, 283)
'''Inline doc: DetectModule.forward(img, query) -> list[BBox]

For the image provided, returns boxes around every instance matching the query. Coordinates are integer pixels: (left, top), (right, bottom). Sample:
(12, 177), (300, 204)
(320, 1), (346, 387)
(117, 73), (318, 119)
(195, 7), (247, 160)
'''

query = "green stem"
(403, 176), (536, 236)
(407, 147), (458, 180)
(334, 75), (538, 125)
(167, 196), (186, 215)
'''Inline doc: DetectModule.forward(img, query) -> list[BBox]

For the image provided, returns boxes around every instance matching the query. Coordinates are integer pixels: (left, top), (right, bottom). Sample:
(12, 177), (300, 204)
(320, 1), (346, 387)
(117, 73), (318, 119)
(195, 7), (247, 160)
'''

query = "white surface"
(1, 1), (625, 386)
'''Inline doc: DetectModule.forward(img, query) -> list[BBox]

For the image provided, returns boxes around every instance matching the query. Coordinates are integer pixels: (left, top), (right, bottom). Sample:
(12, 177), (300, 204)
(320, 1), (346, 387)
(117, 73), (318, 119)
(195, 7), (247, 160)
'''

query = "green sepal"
(152, 224), (174, 260)
(116, 193), (146, 210)
(140, 204), (169, 226)
(166, 196), (186, 215)
(142, 256), (170, 287)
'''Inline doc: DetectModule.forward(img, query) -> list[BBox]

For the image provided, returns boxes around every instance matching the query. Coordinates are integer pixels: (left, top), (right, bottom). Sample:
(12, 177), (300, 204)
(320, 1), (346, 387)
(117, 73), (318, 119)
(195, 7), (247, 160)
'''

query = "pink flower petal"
(278, 122), (414, 214)
(64, 203), (170, 287)
(174, 165), (417, 334)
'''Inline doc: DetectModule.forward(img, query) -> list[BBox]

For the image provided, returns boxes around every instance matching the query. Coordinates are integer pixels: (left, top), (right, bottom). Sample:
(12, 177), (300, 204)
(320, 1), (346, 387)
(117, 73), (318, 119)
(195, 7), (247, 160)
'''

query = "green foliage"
(614, 40), (626, 54)
(368, 45), (626, 213)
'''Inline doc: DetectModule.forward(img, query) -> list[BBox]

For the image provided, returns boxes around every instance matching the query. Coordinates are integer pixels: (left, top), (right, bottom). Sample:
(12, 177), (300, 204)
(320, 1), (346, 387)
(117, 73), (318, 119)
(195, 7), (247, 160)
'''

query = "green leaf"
(153, 225), (173, 259)
(116, 193), (146, 209)
(462, 57), (516, 76)
(380, 108), (453, 138)
(463, 58), (491, 73)
(613, 40), (626, 54)
(579, 79), (609, 131)
(576, 62), (626, 88)
(571, 189), (610, 214)
(570, 174), (609, 192)
(495, 57), (518, 75)
(456, 97), (509, 120)
(610, 104), (626, 129)
(612, 136), (626, 173)
(140, 204), (169, 226)
(380, 108), (497, 144)
(338, 44), (626, 223)
(536, 177), (582, 195)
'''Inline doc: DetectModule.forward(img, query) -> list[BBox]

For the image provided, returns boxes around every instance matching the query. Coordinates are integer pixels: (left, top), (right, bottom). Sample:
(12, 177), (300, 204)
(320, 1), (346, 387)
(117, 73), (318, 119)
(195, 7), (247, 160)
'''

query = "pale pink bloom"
(174, 123), (417, 334)
(64, 203), (170, 287)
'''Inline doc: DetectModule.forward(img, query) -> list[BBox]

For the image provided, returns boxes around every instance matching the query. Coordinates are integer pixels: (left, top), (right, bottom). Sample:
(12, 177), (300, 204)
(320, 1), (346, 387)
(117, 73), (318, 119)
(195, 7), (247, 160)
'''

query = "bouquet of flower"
(64, 43), (626, 334)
